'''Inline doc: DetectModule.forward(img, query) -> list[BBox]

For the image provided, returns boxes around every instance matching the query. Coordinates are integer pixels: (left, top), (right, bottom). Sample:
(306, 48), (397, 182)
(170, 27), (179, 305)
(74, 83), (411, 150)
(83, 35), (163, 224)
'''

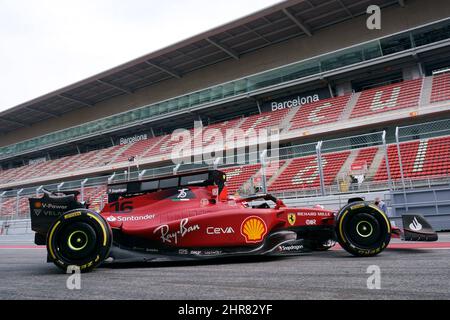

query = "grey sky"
(0, 0), (281, 112)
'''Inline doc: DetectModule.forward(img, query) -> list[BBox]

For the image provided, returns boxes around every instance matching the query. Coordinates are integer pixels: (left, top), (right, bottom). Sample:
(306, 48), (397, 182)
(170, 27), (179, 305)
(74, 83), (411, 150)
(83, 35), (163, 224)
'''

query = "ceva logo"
(206, 227), (235, 235)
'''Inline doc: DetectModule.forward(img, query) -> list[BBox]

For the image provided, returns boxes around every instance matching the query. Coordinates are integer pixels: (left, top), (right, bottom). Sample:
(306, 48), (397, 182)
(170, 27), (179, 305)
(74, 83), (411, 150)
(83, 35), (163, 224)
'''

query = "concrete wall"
(2, 0), (450, 147)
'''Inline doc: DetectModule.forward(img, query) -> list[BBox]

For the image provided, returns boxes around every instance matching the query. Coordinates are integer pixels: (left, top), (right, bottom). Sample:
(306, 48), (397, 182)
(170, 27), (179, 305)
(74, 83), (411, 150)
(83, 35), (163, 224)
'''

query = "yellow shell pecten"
(242, 217), (267, 242)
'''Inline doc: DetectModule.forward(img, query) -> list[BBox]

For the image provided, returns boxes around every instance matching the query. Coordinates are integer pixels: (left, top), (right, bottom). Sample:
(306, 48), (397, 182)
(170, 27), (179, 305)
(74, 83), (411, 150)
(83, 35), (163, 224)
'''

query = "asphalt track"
(1, 234), (450, 300)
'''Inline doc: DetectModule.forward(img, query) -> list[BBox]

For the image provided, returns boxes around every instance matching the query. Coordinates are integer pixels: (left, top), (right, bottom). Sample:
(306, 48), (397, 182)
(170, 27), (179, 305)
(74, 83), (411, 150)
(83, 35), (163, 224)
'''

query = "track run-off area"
(1, 234), (450, 300)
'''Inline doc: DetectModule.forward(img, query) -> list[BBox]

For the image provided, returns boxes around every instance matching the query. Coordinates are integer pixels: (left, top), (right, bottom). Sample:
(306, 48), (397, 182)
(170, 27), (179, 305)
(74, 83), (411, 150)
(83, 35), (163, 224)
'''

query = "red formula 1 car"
(29, 170), (438, 272)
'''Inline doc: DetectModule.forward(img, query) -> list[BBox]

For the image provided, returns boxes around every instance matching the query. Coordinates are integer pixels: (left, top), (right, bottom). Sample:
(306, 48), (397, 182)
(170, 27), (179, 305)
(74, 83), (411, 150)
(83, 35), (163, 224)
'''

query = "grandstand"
(1, 0), (450, 225)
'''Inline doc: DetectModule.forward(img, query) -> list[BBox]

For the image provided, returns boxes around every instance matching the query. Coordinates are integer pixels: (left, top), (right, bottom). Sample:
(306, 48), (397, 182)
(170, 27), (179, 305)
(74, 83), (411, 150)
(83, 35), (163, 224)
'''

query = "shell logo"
(34, 201), (42, 209)
(241, 216), (267, 243)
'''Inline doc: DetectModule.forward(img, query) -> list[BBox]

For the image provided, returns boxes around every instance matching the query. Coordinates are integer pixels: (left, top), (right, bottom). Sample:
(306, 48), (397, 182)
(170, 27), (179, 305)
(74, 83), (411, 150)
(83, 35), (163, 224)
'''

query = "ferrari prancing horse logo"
(288, 213), (296, 226)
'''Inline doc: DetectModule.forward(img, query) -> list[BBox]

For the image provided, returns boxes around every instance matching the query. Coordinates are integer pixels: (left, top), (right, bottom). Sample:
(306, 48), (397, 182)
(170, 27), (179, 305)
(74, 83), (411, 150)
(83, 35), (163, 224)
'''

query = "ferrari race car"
(29, 170), (438, 272)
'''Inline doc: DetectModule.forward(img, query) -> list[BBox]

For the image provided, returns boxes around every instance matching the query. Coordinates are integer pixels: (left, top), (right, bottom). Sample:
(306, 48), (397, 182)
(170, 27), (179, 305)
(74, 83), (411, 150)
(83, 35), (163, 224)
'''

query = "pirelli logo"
(64, 212), (82, 219)
(350, 204), (365, 210)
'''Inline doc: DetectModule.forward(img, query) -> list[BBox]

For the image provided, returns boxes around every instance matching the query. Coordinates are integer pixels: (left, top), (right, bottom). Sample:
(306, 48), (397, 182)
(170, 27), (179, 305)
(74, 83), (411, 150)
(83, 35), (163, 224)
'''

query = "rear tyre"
(46, 209), (112, 272)
(335, 202), (391, 257)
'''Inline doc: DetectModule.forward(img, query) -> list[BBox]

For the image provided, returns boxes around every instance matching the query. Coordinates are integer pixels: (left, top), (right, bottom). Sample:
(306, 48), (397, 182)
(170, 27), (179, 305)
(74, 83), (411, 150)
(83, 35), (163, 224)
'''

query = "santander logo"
(106, 214), (155, 222)
(409, 217), (423, 232)
(106, 216), (117, 222)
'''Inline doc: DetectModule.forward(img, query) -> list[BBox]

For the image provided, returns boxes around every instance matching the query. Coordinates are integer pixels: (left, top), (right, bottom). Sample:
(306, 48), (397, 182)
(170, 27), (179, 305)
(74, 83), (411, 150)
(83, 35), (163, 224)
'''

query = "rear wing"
(29, 190), (86, 237)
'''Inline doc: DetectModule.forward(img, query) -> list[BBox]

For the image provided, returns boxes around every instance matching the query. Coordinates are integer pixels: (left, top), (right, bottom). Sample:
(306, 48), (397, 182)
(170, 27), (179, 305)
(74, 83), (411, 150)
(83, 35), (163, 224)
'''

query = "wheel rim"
(356, 221), (374, 238)
(57, 222), (98, 261)
(67, 230), (88, 251)
(346, 213), (381, 248)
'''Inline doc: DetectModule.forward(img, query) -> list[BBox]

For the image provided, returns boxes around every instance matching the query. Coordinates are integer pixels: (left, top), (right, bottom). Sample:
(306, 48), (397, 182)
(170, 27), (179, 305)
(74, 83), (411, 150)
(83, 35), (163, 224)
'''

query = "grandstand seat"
(237, 108), (290, 133)
(115, 135), (165, 162)
(83, 186), (108, 212)
(374, 136), (450, 181)
(289, 95), (350, 131)
(0, 197), (16, 217)
(351, 147), (378, 171)
(0, 145), (128, 185)
(0, 196), (29, 218)
(350, 79), (423, 119)
(202, 119), (241, 148)
(222, 164), (262, 194)
(268, 151), (350, 192)
(430, 73), (450, 104)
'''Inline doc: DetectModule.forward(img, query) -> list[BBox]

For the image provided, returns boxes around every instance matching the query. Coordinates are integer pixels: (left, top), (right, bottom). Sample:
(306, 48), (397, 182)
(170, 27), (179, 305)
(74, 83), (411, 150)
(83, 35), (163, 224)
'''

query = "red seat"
(350, 79), (423, 119)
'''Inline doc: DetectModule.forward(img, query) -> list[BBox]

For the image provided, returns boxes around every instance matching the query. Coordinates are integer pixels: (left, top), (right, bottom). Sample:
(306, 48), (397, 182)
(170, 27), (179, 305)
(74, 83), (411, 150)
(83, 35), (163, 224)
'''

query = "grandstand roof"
(0, 0), (403, 135)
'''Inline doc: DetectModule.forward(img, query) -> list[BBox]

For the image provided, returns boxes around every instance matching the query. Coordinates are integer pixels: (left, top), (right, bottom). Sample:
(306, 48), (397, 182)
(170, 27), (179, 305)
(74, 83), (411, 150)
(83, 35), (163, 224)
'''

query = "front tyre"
(335, 202), (391, 257)
(46, 209), (112, 272)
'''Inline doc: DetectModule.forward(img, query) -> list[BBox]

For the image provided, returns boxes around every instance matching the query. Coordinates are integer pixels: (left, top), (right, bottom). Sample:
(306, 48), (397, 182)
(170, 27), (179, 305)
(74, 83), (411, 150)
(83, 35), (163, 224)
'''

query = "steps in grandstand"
(419, 76), (433, 107)
(279, 107), (299, 132)
(235, 117), (248, 131)
(365, 146), (385, 180)
(247, 160), (287, 191)
(267, 159), (292, 187)
(111, 143), (134, 163)
(141, 135), (170, 159)
(335, 149), (359, 183)
(240, 171), (261, 194)
(339, 92), (360, 121)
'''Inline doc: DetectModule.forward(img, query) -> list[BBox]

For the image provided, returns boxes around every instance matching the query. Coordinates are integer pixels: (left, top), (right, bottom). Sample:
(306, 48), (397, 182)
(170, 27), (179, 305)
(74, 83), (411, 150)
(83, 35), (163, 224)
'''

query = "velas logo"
(288, 213), (296, 226)
(241, 216), (267, 243)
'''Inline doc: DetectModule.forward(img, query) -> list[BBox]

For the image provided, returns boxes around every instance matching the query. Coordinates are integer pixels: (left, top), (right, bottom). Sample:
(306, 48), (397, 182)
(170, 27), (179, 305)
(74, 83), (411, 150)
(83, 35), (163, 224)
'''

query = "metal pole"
(395, 127), (409, 211)
(36, 186), (43, 197)
(213, 157), (222, 170)
(0, 191), (6, 217)
(173, 164), (181, 175)
(316, 141), (326, 196)
(57, 182), (64, 192)
(260, 150), (268, 194)
(139, 170), (148, 180)
(395, 127), (406, 190)
(108, 173), (116, 184)
(382, 131), (393, 191)
(16, 189), (24, 218)
(80, 179), (88, 202)
(135, 155), (140, 176)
